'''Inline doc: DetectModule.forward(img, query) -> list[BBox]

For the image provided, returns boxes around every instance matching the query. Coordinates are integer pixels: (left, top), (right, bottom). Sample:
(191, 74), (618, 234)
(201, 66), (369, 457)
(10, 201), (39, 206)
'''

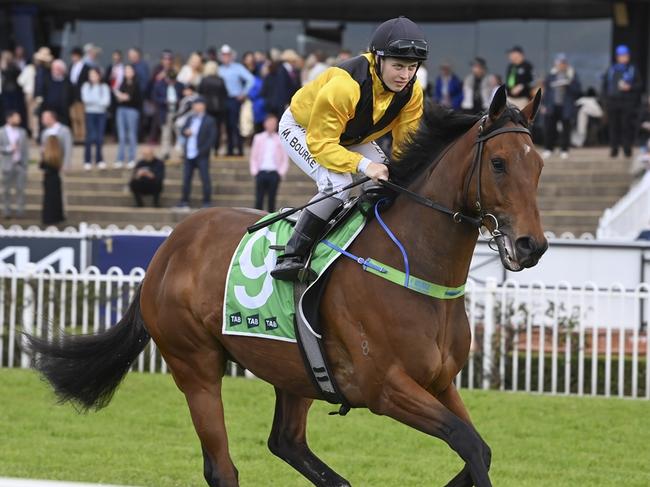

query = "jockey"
(272, 16), (428, 281)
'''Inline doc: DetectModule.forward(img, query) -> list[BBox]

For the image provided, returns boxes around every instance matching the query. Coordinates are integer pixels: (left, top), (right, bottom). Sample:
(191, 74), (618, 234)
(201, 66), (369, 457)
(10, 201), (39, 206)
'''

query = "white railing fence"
(460, 279), (649, 399)
(1, 266), (647, 399)
(597, 170), (650, 239)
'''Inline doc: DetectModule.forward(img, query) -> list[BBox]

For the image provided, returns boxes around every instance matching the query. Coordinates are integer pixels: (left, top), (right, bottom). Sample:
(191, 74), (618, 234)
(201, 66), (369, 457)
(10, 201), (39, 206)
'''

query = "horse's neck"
(379, 138), (478, 287)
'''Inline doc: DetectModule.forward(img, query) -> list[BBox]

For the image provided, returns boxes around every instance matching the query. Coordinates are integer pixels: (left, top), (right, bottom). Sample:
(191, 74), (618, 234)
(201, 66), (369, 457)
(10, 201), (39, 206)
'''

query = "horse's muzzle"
(495, 233), (548, 272)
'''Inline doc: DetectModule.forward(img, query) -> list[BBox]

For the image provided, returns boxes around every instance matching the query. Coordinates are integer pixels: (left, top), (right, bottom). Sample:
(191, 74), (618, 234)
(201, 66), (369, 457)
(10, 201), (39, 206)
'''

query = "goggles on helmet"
(376, 39), (428, 60)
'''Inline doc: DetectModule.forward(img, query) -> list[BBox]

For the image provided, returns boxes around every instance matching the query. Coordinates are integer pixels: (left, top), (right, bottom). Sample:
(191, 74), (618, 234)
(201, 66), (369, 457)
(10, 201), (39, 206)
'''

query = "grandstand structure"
(0, 1), (643, 235)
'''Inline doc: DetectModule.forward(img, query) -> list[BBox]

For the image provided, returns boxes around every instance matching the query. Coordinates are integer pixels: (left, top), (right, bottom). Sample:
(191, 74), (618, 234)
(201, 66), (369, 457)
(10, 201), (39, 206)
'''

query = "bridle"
(382, 114), (532, 240)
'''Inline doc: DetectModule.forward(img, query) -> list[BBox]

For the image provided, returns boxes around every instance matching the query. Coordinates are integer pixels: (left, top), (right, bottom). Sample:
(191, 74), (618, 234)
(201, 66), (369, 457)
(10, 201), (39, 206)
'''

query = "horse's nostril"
(515, 236), (536, 255)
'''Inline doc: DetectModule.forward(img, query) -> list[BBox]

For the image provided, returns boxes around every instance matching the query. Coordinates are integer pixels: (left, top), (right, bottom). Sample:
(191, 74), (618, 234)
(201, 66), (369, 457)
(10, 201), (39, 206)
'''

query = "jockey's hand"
(364, 162), (389, 183)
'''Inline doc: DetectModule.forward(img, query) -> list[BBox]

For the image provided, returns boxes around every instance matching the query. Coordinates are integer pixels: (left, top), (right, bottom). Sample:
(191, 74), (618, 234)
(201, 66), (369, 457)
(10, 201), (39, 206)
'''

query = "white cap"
(220, 44), (233, 54)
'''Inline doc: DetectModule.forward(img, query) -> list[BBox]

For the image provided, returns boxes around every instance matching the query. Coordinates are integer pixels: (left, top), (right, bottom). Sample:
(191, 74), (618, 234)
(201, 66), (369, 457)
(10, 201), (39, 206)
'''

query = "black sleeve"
(154, 159), (165, 182)
(132, 84), (143, 110)
(632, 65), (643, 94)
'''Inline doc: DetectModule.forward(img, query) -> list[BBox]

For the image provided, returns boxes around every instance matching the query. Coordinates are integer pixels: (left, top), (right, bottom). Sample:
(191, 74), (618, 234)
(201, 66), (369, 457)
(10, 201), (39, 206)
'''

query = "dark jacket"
(152, 79), (184, 122)
(117, 80), (143, 111)
(261, 62), (297, 117)
(34, 64), (50, 99)
(543, 66), (582, 119)
(182, 113), (217, 159)
(505, 60), (534, 98)
(41, 77), (73, 124)
(198, 75), (228, 116)
(132, 157), (165, 184)
(602, 62), (642, 106)
(69, 62), (90, 101)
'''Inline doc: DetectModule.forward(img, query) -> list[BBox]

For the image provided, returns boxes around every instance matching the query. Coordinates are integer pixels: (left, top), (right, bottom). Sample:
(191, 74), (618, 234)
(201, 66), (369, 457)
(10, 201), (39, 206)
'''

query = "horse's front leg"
(368, 369), (492, 487)
(434, 383), (492, 487)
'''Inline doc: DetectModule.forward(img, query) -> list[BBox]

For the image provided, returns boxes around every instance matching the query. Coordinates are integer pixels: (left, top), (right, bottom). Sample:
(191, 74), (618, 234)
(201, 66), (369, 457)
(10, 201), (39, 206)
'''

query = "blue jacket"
(434, 74), (463, 110)
(182, 113), (217, 159)
(152, 79), (184, 123)
(247, 76), (267, 124)
(543, 67), (582, 119)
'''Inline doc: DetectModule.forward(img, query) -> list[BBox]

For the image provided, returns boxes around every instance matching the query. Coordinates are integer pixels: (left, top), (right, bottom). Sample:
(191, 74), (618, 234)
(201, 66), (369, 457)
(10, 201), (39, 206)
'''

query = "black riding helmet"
(369, 17), (428, 92)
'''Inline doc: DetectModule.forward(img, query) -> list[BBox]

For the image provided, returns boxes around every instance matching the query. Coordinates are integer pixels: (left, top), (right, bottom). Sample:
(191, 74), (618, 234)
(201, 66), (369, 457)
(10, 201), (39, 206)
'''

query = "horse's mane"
(390, 102), (528, 187)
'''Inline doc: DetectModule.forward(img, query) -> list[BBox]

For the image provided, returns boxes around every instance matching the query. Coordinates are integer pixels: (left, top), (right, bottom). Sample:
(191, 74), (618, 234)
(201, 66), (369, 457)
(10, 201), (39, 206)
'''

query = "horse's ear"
(521, 89), (542, 123)
(488, 85), (507, 121)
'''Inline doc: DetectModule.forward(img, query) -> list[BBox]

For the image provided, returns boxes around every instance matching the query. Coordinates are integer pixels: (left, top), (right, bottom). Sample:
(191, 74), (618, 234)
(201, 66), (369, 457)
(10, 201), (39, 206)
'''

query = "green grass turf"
(1, 369), (649, 486)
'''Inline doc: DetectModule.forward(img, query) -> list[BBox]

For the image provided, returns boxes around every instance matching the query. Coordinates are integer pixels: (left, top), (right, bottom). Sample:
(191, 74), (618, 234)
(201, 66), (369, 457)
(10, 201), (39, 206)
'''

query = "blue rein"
(323, 199), (410, 286)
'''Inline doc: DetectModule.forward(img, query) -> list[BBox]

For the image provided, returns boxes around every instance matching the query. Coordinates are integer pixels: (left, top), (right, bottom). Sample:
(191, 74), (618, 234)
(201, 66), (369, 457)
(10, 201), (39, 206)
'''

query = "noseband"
(382, 114), (532, 236)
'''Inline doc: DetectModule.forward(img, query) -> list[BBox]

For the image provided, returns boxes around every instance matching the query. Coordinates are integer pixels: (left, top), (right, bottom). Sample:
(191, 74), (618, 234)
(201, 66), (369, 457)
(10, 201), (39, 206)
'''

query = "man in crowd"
(127, 47), (150, 95)
(129, 145), (165, 207)
(542, 53), (581, 160)
(176, 97), (216, 208)
(105, 49), (125, 90)
(68, 46), (90, 143)
(151, 50), (174, 84)
(0, 111), (29, 218)
(249, 113), (288, 212)
(40, 59), (72, 127)
(41, 110), (73, 170)
(153, 69), (184, 160)
(83, 43), (101, 68)
(461, 57), (491, 114)
(218, 44), (254, 156)
(505, 45), (534, 110)
(602, 44), (642, 158)
(434, 61), (463, 110)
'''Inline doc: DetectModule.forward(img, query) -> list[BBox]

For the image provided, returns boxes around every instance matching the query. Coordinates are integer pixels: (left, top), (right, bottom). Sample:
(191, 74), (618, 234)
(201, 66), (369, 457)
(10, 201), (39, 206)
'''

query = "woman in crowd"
(114, 64), (142, 169)
(244, 58), (267, 135)
(198, 61), (228, 153)
(177, 52), (203, 89)
(241, 52), (257, 74)
(40, 134), (65, 225)
(81, 67), (111, 169)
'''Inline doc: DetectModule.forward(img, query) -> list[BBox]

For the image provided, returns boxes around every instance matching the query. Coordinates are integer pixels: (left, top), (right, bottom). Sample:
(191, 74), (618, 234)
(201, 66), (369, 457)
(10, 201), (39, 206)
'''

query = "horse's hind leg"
(166, 346), (239, 487)
(268, 387), (350, 487)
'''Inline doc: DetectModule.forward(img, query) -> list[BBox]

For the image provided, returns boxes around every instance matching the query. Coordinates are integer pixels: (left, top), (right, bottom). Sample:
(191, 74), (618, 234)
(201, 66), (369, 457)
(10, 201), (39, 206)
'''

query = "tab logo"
(265, 317), (278, 330)
(229, 312), (242, 327)
(246, 314), (260, 328)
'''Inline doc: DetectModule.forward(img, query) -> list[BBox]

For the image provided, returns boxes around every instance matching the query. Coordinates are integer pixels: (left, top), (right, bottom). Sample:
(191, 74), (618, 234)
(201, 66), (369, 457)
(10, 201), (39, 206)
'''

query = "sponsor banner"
(0, 237), (82, 271)
(91, 235), (166, 273)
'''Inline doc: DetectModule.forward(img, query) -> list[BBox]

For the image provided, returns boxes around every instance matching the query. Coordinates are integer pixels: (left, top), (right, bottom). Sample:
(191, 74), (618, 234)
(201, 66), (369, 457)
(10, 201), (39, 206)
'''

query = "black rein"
(382, 116), (532, 231)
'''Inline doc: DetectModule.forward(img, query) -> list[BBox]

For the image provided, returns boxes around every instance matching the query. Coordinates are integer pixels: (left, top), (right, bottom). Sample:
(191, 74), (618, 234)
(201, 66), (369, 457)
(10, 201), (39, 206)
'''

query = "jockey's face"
(380, 57), (419, 92)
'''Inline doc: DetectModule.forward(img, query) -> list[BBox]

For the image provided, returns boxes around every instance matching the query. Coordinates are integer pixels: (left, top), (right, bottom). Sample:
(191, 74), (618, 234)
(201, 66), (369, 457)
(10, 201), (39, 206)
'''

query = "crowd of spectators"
(0, 40), (648, 223)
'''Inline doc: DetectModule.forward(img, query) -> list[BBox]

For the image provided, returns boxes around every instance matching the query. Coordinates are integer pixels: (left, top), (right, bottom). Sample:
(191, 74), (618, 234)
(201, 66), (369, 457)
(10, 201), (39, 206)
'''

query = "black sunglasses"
(385, 39), (428, 58)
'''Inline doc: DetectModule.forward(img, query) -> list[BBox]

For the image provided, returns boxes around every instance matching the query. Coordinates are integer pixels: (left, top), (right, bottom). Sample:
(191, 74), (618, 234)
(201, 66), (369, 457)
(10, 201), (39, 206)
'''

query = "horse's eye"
(491, 158), (506, 173)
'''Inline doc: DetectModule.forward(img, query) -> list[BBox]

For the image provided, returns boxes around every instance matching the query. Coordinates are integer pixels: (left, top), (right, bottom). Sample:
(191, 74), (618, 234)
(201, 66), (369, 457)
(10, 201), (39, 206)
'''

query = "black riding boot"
(271, 210), (328, 281)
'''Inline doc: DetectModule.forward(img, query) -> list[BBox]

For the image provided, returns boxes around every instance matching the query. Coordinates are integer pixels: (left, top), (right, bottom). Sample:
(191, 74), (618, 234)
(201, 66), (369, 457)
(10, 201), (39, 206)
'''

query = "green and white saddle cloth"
(222, 210), (367, 342)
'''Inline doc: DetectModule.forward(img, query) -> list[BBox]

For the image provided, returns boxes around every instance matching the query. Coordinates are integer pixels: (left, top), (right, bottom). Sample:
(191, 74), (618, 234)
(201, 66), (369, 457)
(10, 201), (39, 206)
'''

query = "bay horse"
(27, 86), (546, 487)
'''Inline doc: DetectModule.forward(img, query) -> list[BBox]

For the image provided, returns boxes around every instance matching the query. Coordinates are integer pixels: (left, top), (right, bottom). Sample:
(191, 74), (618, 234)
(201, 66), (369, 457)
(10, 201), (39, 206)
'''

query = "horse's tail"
(24, 285), (150, 412)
